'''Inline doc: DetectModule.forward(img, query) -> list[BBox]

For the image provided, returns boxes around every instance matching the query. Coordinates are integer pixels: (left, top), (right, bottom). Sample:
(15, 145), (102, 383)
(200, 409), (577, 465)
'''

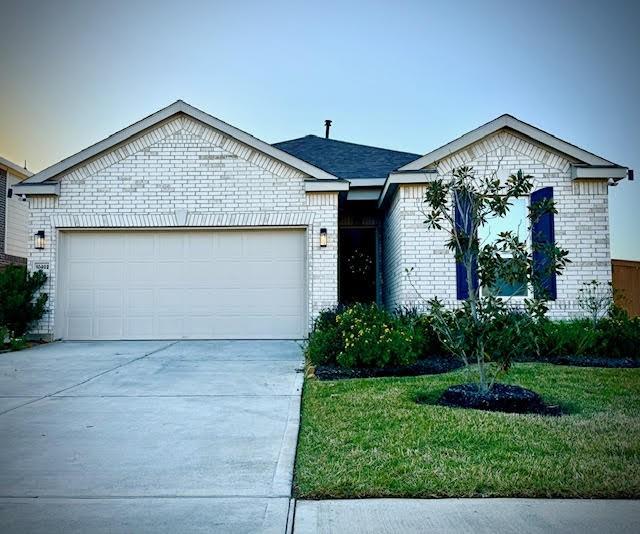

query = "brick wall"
(27, 115), (339, 337)
(383, 130), (612, 318)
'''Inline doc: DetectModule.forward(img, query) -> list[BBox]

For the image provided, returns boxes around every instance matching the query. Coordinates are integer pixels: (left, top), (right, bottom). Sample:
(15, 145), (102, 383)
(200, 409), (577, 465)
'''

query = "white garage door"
(56, 229), (306, 340)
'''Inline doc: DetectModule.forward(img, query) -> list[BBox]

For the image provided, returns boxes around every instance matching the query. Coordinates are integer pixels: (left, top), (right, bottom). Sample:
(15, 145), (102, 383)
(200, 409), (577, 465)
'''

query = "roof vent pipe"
(324, 119), (332, 139)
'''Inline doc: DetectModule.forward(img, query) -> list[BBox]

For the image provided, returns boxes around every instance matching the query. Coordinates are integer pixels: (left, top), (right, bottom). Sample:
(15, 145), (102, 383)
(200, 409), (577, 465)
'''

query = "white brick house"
(16, 102), (631, 339)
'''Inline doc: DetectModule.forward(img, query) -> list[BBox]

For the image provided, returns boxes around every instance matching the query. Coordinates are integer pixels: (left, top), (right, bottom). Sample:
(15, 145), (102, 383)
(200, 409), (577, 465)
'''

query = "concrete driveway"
(0, 340), (303, 533)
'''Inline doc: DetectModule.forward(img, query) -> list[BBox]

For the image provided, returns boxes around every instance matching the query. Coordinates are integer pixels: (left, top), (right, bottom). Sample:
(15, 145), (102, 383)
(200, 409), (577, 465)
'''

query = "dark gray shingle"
(273, 135), (420, 179)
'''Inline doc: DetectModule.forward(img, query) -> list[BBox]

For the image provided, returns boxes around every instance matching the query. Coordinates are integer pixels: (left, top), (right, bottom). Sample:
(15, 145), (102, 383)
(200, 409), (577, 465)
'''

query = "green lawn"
(295, 363), (640, 498)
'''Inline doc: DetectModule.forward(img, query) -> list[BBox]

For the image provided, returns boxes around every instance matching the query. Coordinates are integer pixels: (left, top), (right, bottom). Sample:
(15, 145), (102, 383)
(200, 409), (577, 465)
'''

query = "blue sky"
(1, 0), (638, 258)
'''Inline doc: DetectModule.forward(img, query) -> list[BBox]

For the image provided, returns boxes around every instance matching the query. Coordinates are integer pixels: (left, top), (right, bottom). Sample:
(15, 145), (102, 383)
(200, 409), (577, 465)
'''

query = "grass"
(294, 363), (640, 499)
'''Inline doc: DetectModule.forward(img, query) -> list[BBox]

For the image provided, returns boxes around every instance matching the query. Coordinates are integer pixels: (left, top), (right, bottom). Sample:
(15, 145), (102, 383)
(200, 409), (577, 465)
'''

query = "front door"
(339, 228), (377, 305)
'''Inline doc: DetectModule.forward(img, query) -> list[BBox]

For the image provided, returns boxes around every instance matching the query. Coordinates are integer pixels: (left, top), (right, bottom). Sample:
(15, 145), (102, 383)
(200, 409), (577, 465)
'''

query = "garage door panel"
(67, 290), (93, 315)
(124, 317), (154, 338)
(94, 289), (122, 310)
(58, 230), (306, 340)
(93, 262), (124, 285)
(126, 234), (156, 258)
(68, 262), (94, 284)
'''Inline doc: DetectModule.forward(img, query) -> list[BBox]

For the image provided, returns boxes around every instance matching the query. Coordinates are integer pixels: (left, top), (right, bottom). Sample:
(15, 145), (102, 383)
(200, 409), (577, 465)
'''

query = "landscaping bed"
(313, 356), (463, 380)
(431, 383), (562, 415)
(533, 355), (640, 368)
(295, 363), (640, 499)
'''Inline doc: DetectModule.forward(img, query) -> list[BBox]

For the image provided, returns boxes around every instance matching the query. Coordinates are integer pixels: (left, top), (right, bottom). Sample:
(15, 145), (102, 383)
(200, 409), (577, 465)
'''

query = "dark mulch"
(515, 355), (640, 368)
(432, 383), (562, 415)
(313, 357), (463, 381)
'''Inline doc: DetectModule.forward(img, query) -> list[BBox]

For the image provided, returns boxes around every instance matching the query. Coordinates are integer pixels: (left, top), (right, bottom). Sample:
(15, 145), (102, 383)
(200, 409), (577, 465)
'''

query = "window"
(479, 197), (529, 297)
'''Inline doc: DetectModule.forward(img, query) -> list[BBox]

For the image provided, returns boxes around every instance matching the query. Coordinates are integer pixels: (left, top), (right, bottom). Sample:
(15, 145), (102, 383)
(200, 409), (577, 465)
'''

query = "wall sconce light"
(34, 230), (45, 250)
(319, 228), (328, 247)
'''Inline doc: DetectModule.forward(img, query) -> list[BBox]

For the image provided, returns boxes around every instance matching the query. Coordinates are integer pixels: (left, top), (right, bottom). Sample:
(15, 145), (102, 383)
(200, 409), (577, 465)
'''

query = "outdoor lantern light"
(34, 230), (45, 250)
(319, 228), (328, 247)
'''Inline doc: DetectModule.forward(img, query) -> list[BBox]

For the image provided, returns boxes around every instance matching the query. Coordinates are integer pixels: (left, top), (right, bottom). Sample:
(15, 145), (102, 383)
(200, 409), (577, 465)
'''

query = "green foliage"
(395, 306), (447, 358)
(539, 319), (598, 357)
(306, 308), (343, 366)
(421, 165), (570, 391)
(539, 307), (640, 359)
(593, 307), (640, 359)
(8, 337), (28, 351)
(0, 266), (48, 337)
(305, 304), (422, 369)
(335, 304), (418, 368)
(428, 297), (542, 382)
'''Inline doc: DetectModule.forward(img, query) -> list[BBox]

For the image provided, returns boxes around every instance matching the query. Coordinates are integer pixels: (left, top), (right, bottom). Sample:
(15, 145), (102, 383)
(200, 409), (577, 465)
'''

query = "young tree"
(417, 165), (570, 393)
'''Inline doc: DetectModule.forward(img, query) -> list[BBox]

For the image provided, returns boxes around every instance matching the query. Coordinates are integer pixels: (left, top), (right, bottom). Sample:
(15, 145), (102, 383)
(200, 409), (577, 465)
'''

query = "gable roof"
(0, 155), (33, 178)
(20, 101), (341, 186)
(273, 135), (420, 180)
(399, 114), (621, 171)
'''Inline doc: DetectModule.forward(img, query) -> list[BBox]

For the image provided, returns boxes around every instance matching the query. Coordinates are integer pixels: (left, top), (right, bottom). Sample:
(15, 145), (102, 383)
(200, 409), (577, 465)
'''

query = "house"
(15, 101), (632, 340)
(1, 156), (32, 268)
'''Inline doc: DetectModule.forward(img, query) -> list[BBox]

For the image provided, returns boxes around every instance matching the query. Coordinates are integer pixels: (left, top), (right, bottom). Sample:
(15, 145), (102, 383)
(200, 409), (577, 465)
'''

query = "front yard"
(295, 363), (640, 498)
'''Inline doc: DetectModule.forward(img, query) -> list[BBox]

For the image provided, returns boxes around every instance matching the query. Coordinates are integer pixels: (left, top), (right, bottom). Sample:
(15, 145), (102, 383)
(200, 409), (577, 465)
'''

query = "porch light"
(319, 228), (328, 247)
(34, 230), (45, 250)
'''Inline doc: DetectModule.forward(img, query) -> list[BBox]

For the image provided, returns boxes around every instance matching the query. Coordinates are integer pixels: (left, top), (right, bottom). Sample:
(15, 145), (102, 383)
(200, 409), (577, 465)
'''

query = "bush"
(538, 308), (640, 359)
(336, 304), (418, 368)
(306, 308), (343, 366)
(306, 303), (420, 369)
(428, 298), (544, 373)
(594, 307), (640, 359)
(539, 319), (598, 357)
(0, 266), (48, 337)
(396, 306), (447, 358)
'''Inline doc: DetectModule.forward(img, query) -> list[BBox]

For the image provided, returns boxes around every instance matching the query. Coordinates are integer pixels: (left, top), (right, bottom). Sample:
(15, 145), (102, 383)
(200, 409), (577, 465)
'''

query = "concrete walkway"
(293, 498), (640, 533)
(0, 340), (303, 533)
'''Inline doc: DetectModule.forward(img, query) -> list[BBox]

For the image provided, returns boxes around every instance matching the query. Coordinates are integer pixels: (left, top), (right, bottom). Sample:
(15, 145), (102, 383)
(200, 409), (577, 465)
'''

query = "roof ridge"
(274, 135), (420, 157)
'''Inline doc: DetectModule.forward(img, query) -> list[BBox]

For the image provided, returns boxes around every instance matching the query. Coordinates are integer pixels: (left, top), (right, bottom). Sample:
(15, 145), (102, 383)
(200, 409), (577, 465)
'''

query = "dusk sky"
(1, 0), (638, 258)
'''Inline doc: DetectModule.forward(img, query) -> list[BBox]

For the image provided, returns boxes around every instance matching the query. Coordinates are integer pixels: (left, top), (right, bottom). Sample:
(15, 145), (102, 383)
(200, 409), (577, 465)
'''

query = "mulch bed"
(432, 383), (563, 415)
(313, 357), (463, 381)
(515, 355), (640, 368)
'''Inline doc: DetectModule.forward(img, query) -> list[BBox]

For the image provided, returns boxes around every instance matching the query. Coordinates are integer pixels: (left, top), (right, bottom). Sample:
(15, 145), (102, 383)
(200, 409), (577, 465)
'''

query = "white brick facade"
(28, 116), (338, 337)
(382, 130), (612, 318)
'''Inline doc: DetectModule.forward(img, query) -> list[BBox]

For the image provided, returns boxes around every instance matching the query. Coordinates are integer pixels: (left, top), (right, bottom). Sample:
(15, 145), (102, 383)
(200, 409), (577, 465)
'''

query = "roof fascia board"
(399, 115), (614, 171)
(378, 170), (436, 208)
(24, 101), (339, 185)
(0, 156), (33, 178)
(347, 178), (386, 187)
(571, 165), (628, 180)
(13, 182), (60, 195)
(347, 188), (382, 201)
(304, 180), (349, 192)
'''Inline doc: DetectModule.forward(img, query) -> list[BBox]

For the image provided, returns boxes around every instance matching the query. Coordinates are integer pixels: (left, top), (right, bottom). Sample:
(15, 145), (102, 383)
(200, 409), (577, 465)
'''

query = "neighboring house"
(15, 101), (632, 340)
(0, 156), (32, 267)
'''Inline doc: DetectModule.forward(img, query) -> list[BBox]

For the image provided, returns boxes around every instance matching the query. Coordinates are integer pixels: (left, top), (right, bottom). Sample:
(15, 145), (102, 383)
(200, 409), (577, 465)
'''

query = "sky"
(1, 0), (638, 259)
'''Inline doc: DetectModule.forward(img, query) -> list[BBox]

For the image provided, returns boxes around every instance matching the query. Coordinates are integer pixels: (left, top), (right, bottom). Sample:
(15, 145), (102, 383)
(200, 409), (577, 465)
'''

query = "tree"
(416, 165), (570, 393)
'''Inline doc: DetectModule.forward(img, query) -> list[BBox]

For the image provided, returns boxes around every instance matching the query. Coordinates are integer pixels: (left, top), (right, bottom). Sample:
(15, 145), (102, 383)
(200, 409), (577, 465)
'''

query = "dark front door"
(339, 228), (377, 305)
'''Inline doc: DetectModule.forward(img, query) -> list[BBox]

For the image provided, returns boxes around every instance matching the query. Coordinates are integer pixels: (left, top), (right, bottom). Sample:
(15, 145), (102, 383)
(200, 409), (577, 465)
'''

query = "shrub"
(594, 307), (640, 359)
(0, 266), (48, 337)
(336, 303), (419, 368)
(306, 309), (343, 366)
(537, 308), (640, 360)
(395, 306), (446, 358)
(539, 319), (598, 357)
(429, 298), (542, 374)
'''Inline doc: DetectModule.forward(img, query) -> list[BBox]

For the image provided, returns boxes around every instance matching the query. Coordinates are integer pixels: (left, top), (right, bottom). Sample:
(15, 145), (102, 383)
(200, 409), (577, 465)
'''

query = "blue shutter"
(454, 191), (478, 300)
(531, 187), (557, 300)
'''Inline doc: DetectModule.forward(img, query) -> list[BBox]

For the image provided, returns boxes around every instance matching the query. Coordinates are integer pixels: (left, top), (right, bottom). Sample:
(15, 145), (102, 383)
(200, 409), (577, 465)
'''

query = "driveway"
(0, 340), (303, 533)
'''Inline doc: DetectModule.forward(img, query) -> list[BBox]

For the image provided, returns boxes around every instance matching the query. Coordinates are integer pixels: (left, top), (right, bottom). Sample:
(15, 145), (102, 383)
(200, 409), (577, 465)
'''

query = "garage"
(56, 229), (307, 340)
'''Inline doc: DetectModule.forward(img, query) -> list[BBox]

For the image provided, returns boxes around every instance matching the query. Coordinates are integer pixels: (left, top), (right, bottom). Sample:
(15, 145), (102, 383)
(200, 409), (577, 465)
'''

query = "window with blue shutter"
(531, 187), (557, 300)
(454, 191), (478, 300)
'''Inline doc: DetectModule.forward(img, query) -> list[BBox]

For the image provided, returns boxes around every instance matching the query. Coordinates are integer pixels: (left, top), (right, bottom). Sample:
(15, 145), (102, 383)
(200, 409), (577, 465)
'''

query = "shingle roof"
(272, 135), (420, 179)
